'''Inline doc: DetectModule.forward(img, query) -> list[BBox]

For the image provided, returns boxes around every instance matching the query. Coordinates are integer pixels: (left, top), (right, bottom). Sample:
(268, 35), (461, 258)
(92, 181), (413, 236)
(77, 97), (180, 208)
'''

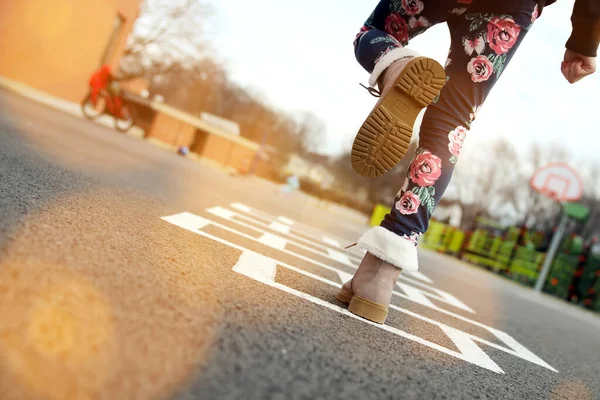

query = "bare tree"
(118, 0), (213, 79)
(293, 112), (326, 155)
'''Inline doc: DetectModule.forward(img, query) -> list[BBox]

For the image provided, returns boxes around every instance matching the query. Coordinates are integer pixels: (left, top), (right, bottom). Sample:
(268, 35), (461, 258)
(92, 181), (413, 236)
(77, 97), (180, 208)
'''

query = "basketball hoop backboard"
(530, 163), (583, 202)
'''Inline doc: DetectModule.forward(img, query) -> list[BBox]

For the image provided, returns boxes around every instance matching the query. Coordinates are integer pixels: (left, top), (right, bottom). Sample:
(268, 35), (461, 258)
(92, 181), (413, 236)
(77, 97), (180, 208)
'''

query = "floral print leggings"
(354, 0), (539, 245)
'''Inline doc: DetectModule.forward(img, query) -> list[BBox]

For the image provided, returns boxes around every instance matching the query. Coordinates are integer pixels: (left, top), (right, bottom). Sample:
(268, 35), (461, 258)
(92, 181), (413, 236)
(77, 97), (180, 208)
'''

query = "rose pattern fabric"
(461, 12), (529, 82)
(402, 232), (422, 246)
(409, 150), (442, 186)
(409, 16), (430, 30)
(486, 16), (521, 55)
(354, 0), (534, 246)
(450, 8), (467, 15)
(385, 13), (410, 43)
(396, 191), (421, 215)
(467, 55), (494, 82)
(401, 0), (424, 16)
(531, 5), (539, 23)
(395, 148), (441, 216)
(447, 126), (468, 163)
(463, 36), (485, 56)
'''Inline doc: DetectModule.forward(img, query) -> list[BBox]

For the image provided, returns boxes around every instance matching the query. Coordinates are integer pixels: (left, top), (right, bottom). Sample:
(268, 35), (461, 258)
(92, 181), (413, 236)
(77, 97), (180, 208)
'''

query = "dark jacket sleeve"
(566, 0), (600, 57)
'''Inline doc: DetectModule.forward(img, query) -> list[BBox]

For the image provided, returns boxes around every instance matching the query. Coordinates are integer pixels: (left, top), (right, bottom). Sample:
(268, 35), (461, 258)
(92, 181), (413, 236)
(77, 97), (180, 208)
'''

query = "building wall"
(146, 113), (197, 147)
(197, 132), (256, 173)
(227, 142), (255, 174)
(202, 135), (233, 166)
(0, 0), (140, 103)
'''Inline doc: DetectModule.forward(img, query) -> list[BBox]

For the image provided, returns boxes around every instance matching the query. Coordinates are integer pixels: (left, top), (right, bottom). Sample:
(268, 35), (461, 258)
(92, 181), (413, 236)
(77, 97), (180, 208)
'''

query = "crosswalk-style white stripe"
(161, 212), (557, 374)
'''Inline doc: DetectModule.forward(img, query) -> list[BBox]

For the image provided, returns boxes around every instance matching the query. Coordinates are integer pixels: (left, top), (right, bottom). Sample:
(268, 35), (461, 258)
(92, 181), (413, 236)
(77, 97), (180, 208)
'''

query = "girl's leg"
(363, 2), (539, 270)
(354, 0), (453, 84)
(351, 1), (452, 178)
(341, 1), (539, 324)
(339, 0), (453, 324)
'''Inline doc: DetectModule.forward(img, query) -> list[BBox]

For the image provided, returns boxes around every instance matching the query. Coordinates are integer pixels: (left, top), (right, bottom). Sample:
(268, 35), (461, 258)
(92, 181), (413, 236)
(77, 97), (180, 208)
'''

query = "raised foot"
(397, 57), (446, 107)
(351, 57), (446, 178)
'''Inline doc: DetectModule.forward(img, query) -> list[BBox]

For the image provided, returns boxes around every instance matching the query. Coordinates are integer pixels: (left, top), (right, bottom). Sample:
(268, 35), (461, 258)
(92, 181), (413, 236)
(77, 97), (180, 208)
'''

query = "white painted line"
(231, 203), (252, 213)
(176, 211), (471, 315)
(233, 251), (277, 282)
(231, 249), (502, 373)
(207, 207), (363, 267)
(161, 212), (558, 374)
(439, 326), (503, 373)
(229, 204), (431, 280)
(387, 302), (557, 373)
(322, 237), (341, 248)
(394, 284), (438, 309)
(403, 270), (434, 284)
(326, 248), (351, 265)
(277, 216), (295, 225)
(396, 283), (475, 314)
(258, 233), (288, 250)
(396, 275), (474, 313)
(162, 212), (212, 231)
(335, 270), (354, 284)
(229, 247), (556, 374)
(269, 221), (291, 234)
(231, 203), (365, 256)
(206, 206), (237, 220)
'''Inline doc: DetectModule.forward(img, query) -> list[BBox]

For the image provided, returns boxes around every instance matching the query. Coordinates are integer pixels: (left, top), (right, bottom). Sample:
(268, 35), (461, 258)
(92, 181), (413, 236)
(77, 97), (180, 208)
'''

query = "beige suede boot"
(352, 55), (446, 178)
(336, 252), (402, 324)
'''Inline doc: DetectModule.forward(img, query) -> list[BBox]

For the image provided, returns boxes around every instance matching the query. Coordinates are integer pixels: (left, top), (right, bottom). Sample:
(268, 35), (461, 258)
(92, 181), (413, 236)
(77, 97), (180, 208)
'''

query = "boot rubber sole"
(335, 287), (353, 304)
(351, 57), (446, 178)
(348, 295), (389, 324)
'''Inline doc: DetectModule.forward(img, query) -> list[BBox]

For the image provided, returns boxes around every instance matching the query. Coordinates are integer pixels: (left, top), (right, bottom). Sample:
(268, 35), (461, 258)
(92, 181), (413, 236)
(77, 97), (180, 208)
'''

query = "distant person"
(88, 65), (114, 103)
(339, 0), (599, 324)
(280, 174), (300, 194)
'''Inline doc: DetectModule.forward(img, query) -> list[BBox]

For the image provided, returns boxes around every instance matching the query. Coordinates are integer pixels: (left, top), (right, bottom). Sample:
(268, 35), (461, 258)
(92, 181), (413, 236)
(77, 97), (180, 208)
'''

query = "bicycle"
(81, 66), (134, 132)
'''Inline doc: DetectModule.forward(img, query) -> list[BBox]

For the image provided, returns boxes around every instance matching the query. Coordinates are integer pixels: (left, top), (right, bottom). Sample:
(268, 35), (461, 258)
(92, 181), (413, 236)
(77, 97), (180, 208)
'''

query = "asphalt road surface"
(1, 88), (599, 400)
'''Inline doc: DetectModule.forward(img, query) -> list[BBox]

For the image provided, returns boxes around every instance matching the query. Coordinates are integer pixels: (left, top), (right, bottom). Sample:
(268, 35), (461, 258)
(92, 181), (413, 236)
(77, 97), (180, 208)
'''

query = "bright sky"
(211, 0), (599, 160)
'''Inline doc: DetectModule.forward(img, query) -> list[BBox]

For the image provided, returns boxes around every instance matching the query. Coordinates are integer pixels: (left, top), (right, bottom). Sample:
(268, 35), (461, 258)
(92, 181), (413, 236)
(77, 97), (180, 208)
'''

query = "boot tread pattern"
(352, 57), (446, 178)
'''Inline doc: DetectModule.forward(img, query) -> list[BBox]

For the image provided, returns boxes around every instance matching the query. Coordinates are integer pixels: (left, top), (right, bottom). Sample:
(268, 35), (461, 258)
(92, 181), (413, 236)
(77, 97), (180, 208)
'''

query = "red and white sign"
(530, 163), (584, 202)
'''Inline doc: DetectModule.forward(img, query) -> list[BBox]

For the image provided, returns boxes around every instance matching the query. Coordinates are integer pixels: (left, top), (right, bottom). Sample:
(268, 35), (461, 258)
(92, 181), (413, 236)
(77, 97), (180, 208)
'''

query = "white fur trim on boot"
(357, 226), (419, 272)
(369, 47), (420, 87)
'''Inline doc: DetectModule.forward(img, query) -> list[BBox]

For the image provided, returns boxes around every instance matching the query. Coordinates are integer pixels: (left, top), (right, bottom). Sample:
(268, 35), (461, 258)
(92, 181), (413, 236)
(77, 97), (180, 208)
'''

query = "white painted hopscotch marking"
(207, 207), (464, 314)
(207, 207), (361, 268)
(207, 207), (435, 289)
(161, 212), (557, 374)
(326, 248), (351, 265)
(396, 282), (476, 314)
(228, 204), (437, 284)
(231, 203), (252, 213)
(231, 203), (365, 257)
(396, 283), (474, 314)
(269, 221), (291, 234)
(258, 233), (288, 250)
(234, 251), (277, 281)
(322, 237), (341, 248)
(404, 270), (434, 284)
(232, 250), (502, 373)
(277, 216), (295, 225)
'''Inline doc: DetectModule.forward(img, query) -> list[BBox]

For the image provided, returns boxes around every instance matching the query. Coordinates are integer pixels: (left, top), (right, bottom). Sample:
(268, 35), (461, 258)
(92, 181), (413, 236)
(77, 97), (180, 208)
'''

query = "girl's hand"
(561, 49), (596, 84)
